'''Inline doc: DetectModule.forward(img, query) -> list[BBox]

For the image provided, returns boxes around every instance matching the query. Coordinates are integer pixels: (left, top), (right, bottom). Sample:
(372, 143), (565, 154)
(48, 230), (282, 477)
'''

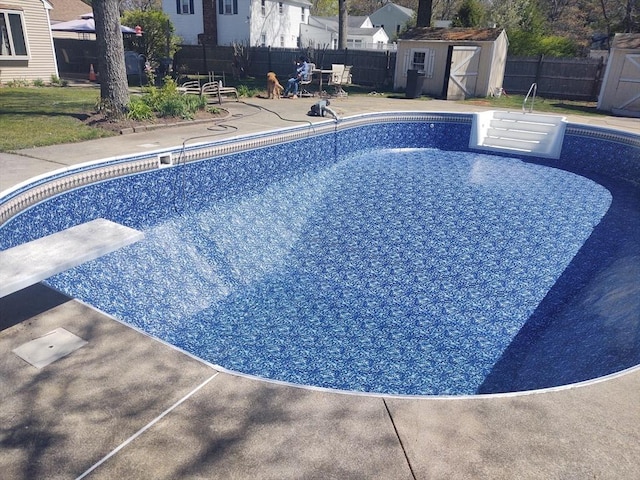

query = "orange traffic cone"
(89, 64), (97, 82)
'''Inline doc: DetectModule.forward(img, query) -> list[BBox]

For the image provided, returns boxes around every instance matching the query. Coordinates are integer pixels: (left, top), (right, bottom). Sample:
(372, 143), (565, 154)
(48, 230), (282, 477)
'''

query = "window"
(261, 0), (266, 16)
(176, 0), (194, 14)
(0, 9), (28, 58)
(301, 7), (305, 22)
(260, 34), (266, 47)
(278, 2), (283, 14)
(280, 35), (284, 47)
(218, 0), (238, 15)
(410, 49), (435, 78)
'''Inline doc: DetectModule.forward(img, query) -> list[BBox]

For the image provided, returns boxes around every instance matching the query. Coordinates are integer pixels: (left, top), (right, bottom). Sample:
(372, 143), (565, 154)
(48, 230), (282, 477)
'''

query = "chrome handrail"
(523, 83), (537, 112)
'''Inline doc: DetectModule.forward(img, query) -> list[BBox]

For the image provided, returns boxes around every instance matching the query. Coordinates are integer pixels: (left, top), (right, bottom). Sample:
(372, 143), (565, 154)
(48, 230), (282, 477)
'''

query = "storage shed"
(598, 33), (640, 118)
(394, 27), (508, 99)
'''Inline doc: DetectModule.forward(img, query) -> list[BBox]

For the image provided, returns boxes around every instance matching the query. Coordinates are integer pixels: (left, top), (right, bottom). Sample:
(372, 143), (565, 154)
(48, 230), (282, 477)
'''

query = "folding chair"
(328, 65), (352, 97)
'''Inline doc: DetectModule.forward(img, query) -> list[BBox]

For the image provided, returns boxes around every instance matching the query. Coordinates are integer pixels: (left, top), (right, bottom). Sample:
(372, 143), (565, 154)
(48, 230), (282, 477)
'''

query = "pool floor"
(40, 147), (639, 395)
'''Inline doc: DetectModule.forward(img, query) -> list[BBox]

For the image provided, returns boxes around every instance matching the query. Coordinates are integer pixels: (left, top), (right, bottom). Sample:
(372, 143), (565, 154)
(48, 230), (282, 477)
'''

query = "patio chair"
(177, 80), (201, 96)
(329, 65), (352, 97)
(299, 63), (315, 98)
(201, 81), (239, 104)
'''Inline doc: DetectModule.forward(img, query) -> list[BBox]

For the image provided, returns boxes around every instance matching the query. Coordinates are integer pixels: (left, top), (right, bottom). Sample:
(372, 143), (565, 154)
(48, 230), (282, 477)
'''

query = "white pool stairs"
(0, 218), (143, 298)
(469, 110), (568, 159)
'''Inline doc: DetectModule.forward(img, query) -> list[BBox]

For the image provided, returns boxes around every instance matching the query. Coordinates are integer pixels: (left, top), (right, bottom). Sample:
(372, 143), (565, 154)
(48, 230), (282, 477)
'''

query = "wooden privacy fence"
(173, 45), (396, 88)
(502, 55), (606, 101)
(53, 38), (607, 101)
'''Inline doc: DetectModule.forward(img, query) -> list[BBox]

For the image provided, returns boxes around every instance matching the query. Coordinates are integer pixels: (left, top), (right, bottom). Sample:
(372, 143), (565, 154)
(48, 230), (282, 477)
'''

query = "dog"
(266, 72), (284, 99)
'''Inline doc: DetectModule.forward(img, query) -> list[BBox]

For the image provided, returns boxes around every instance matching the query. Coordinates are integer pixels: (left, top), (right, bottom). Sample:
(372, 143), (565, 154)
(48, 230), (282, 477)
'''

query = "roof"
(611, 33), (640, 50)
(49, 0), (91, 22)
(312, 15), (370, 29)
(400, 27), (505, 42)
(371, 2), (414, 18)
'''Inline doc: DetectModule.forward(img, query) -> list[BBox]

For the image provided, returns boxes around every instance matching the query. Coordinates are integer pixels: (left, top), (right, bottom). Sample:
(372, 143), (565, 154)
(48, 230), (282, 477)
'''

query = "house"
(163, 0), (312, 47)
(1, 0), (58, 83)
(598, 33), (640, 118)
(368, 2), (414, 42)
(394, 27), (508, 99)
(300, 15), (389, 50)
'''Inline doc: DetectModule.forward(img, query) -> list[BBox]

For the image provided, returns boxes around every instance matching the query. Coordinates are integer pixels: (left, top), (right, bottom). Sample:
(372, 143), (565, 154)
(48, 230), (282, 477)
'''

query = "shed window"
(0, 9), (28, 58)
(410, 48), (435, 78)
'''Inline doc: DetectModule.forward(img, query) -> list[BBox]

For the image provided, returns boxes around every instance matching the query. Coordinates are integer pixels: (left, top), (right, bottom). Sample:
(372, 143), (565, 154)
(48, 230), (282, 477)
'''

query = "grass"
(1, 82), (606, 152)
(0, 86), (115, 152)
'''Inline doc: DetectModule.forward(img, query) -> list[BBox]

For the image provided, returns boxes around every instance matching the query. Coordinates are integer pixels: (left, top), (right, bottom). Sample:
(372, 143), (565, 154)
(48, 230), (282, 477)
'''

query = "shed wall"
(394, 31), (507, 98)
(598, 47), (640, 116)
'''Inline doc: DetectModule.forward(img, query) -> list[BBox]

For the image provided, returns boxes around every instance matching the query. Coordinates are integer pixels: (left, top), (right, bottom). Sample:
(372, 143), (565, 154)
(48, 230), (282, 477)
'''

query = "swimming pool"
(1, 112), (639, 396)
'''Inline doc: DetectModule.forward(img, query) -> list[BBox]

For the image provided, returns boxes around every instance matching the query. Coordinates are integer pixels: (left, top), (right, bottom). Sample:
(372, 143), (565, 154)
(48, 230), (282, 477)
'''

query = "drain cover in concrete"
(13, 328), (87, 368)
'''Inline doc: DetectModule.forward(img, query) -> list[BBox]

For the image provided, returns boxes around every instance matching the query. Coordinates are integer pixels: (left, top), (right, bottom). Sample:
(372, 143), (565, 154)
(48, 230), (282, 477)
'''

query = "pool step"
(0, 218), (143, 298)
(469, 110), (567, 159)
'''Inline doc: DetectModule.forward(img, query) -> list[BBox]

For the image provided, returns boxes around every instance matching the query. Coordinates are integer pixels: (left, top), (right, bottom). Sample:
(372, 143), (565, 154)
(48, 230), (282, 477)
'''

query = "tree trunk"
(93, 0), (129, 117)
(338, 0), (347, 49)
(416, 0), (433, 28)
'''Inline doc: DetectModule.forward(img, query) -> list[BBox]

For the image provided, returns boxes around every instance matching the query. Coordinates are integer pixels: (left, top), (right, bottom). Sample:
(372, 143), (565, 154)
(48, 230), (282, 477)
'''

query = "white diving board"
(0, 218), (143, 298)
(469, 110), (568, 159)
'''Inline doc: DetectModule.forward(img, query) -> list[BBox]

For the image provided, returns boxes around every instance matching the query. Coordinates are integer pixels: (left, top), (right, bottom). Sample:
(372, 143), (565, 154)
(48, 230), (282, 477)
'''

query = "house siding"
(1, 0), (58, 83)
(162, 0), (204, 45)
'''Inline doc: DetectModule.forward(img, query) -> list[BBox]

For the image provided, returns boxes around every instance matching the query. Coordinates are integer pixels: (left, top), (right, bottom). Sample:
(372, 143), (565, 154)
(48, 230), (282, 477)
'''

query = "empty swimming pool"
(1, 113), (639, 396)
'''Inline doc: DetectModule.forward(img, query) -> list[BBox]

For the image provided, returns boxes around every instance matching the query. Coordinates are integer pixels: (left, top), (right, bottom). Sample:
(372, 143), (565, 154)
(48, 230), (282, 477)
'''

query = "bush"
(128, 78), (205, 120)
(127, 97), (155, 120)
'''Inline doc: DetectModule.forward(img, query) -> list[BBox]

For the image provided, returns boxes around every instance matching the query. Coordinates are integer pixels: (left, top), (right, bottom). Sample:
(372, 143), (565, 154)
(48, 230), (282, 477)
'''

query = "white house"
(368, 2), (414, 41)
(163, 0), (311, 47)
(1, 0), (58, 83)
(300, 15), (389, 50)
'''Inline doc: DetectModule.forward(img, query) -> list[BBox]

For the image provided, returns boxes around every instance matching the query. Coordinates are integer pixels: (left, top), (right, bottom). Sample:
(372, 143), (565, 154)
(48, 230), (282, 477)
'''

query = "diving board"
(0, 218), (143, 298)
(470, 110), (568, 159)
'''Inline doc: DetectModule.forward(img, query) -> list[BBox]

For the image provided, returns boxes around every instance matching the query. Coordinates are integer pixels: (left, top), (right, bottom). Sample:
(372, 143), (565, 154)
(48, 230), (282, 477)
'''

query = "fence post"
(592, 55), (604, 100)
(534, 54), (544, 87)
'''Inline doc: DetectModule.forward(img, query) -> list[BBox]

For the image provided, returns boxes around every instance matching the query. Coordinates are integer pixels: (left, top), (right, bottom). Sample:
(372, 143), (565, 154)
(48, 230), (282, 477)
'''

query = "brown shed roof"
(49, 0), (91, 23)
(400, 27), (505, 42)
(611, 33), (640, 50)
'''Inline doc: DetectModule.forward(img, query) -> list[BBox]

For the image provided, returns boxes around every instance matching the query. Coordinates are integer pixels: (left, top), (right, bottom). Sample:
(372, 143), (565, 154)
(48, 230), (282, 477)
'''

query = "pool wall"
(2, 112), (639, 237)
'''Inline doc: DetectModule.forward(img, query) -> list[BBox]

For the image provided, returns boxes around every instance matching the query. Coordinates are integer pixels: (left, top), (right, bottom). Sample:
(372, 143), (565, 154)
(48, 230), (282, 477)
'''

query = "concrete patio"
(1, 93), (639, 479)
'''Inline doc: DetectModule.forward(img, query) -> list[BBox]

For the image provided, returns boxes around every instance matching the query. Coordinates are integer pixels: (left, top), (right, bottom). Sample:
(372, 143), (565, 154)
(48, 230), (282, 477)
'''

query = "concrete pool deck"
(1, 93), (639, 479)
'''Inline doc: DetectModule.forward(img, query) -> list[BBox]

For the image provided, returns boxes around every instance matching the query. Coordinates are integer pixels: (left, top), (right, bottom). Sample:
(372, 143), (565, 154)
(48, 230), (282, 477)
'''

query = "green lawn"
(0, 86), (115, 152)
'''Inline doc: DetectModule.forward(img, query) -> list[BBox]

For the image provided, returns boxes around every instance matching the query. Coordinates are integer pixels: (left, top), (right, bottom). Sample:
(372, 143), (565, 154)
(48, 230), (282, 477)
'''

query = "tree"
(451, 0), (485, 27)
(338, 0), (347, 49)
(312, 0), (338, 16)
(92, 0), (129, 117)
(122, 10), (180, 62)
(416, 0), (433, 27)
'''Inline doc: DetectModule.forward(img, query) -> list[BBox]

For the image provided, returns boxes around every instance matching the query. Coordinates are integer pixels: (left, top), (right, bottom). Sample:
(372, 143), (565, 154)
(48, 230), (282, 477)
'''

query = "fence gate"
(446, 46), (480, 100)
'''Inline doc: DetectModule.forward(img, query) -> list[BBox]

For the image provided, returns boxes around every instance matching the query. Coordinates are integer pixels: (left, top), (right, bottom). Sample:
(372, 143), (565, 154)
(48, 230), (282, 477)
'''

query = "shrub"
(127, 97), (155, 120)
(32, 78), (45, 87)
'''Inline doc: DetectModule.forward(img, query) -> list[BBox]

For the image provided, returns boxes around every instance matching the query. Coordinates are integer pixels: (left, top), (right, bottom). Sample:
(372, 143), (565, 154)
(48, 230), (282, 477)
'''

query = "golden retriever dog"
(266, 71), (284, 99)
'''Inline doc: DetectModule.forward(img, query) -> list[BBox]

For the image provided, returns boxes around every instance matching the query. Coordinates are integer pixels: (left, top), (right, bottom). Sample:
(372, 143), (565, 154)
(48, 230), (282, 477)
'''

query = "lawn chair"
(299, 63), (315, 98)
(177, 80), (201, 96)
(329, 65), (352, 97)
(201, 81), (239, 104)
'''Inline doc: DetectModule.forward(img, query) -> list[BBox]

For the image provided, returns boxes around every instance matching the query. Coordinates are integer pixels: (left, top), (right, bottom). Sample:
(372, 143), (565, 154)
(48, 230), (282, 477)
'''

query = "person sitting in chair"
(284, 56), (310, 99)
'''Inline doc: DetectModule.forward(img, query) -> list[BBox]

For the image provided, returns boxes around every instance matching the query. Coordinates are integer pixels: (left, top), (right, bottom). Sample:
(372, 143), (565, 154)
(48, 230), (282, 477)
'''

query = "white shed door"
(611, 53), (640, 115)
(447, 46), (481, 100)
